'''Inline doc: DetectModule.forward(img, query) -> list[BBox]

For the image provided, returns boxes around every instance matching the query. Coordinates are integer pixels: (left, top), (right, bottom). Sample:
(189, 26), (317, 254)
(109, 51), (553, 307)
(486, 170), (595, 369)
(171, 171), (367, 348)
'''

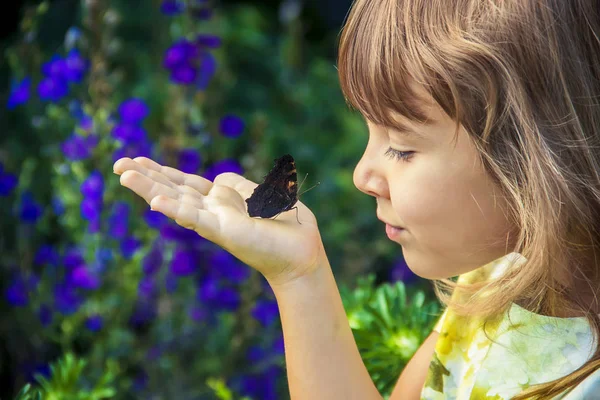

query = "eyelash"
(384, 147), (415, 163)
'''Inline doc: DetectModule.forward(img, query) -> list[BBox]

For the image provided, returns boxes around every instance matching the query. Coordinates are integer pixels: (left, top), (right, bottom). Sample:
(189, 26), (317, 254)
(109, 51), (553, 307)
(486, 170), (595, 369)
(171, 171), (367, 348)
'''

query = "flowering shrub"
(2, 1), (439, 399)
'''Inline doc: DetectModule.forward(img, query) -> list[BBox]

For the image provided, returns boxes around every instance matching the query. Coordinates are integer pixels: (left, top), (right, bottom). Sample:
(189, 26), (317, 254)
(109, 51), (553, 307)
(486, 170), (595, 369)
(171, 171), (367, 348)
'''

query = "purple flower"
(219, 115), (245, 138)
(108, 201), (130, 239)
(142, 244), (163, 276)
(38, 305), (53, 326)
(34, 245), (60, 267)
(88, 217), (101, 234)
(163, 44), (189, 70)
(6, 279), (28, 306)
(18, 192), (43, 223)
(54, 285), (82, 315)
(64, 49), (89, 82)
(7, 77), (31, 109)
(192, 7), (213, 20)
(42, 55), (68, 80)
(63, 247), (85, 269)
(246, 345), (266, 363)
(216, 287), (241, 311)
(81, 170), (104, 199)
(111, 140), (153, 162)
(165, 273), (178, 293)
(170, 248), (197, 276)
(389, 257), (418, 285)
(170, 65), (197, 85)
(197, 52), (217, 90)
(160, 223), (202, 243)
(24, 363), (51, 383)
(132, 370), (149, 391)
(38, 77), (69, 102)
(272, 335), (285, 355)
(210, 250), (250, 284)
(163, 40), (200, 70)
(162, 39), (214, 86)
(198, 277), (241, 312)
(160, 0), (184, 15)
(52, 196), (65, 216)
(130, 301), (157, 327)
(121, 236), (142, 259)
(238, 368), (280, 400)
(197, 276), (220, 302)
(0, 170), (18, 196)
(138, 277), (157, 299)
(80, 196), (103, 221)
(251, 299), (280, 327)
(79, 115), (93, 132)
(62, 133), (98, 161)
(178, 149), (202, 173)
(118, 98), (150, 124)
(189, 306), (209, 322)
(146, 347), (163, 361)
(144, 208), (169, 229)
(111, 123), (147, 143)
(85, 315), (103, 332)
(69, 100), (85, 119)
(196, 34), (221, 48)
(203, 159), (243, 182)
(93, 247), (113, 273)
(69, 266), (100, 290)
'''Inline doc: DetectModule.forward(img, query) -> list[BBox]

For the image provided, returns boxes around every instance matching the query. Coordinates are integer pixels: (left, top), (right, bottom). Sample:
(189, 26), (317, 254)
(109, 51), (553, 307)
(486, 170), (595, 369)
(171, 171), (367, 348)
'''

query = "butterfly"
(245, 154), (319, 224)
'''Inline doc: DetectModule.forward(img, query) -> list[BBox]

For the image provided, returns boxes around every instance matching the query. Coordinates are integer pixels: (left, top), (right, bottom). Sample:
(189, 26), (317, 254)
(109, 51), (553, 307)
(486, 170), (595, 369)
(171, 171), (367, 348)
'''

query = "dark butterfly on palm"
(245, 154), (319, 223)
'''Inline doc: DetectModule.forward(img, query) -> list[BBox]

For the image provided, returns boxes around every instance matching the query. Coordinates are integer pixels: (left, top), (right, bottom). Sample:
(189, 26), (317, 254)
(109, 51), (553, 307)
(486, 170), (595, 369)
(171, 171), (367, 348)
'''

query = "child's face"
(353, 90), (517, 279)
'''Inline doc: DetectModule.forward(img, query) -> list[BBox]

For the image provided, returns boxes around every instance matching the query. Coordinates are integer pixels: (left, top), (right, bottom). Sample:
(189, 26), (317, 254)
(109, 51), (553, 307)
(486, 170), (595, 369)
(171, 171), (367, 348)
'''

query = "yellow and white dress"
(421, 252), (600, 399)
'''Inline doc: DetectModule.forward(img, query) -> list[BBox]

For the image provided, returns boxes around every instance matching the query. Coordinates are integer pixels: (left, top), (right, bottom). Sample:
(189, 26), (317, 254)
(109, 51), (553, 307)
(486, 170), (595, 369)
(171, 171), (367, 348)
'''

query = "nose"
(353, 150), (389, 198)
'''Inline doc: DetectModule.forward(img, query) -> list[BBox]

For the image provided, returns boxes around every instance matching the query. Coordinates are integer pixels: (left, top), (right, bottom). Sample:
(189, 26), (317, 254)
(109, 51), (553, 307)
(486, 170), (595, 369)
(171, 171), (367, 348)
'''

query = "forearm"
(268, 259), (382, 400)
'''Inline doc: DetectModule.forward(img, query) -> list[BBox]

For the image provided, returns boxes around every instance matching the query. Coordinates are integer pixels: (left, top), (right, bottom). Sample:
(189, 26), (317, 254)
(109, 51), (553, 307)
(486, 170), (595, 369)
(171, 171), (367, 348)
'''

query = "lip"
(376, 214), (405, 230)
(385, 224), (404, 240)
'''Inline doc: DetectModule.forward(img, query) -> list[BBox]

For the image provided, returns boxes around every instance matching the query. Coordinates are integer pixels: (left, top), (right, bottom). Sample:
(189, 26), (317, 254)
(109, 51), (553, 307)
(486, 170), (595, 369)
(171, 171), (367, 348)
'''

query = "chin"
(403, 259), (456, 280)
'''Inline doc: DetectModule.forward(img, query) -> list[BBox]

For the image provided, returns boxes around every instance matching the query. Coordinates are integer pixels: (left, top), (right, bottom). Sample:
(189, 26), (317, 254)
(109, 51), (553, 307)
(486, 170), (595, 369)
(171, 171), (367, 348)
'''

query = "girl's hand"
(113, 156), (326, 286)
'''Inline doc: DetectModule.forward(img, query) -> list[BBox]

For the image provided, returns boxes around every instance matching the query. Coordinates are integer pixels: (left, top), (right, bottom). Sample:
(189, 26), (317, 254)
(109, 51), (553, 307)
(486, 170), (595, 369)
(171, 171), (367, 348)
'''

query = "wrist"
(266, 253), (331, 293)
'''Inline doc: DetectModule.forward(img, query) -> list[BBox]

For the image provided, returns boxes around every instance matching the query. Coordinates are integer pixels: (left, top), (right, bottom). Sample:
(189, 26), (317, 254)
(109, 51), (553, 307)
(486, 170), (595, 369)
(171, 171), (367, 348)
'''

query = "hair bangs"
(337, 0), (437, 131)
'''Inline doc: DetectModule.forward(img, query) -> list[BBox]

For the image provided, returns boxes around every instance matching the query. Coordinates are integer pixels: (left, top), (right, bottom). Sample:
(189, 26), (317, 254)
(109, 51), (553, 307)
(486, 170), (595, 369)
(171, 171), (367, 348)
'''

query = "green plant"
(15, 353), (118, 400)
(341, 275), (441, 398)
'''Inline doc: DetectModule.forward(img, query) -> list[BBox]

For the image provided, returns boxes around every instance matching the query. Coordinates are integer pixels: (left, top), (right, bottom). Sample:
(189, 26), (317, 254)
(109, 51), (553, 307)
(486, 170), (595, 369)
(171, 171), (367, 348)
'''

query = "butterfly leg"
(291, 206), (301, 224)
(270, 207), (301, 224)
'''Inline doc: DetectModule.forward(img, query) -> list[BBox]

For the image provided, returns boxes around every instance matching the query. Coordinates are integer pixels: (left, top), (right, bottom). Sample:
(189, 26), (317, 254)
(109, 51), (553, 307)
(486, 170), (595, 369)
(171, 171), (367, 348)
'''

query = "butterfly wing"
(246, 154), (298, 218)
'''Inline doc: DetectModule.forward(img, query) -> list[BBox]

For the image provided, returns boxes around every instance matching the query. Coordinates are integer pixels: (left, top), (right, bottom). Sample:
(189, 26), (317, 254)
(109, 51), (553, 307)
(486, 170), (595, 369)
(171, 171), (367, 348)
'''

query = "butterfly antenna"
(297, 173), (321, 197)
(297, 173), (309, 191)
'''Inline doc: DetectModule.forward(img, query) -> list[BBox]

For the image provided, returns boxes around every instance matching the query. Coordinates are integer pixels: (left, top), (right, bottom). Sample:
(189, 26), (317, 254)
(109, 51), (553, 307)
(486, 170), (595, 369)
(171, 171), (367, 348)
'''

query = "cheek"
(390, 165), (511, 247)
(388, 167), (456, 228)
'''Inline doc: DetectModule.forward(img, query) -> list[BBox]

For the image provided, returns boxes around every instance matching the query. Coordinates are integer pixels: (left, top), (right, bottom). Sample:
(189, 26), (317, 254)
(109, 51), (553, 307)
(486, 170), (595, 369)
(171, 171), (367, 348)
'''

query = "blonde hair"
(337, 0), (600, 398)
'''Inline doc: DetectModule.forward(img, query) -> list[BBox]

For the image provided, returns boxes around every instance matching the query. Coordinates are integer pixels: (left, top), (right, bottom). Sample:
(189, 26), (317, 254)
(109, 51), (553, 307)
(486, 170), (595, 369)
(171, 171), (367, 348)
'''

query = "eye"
(384, 147), (415, 163)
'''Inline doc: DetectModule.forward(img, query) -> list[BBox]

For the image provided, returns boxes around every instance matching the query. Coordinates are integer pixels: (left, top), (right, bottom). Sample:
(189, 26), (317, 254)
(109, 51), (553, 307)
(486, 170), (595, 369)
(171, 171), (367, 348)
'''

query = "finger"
(179, 186), (204, 209)
(213, 172), (259, 199)
(119, 170), (181, 205)
(113, 157), (135, 174)
(150, 195), (220, 243)
(114, 158), (178, 190)
(134, 157), (213, 195)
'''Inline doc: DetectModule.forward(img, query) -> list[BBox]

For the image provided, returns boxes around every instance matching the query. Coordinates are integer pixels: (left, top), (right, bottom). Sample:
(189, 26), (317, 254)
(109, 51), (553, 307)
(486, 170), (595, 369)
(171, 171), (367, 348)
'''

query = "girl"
(113, 0), (600, 398)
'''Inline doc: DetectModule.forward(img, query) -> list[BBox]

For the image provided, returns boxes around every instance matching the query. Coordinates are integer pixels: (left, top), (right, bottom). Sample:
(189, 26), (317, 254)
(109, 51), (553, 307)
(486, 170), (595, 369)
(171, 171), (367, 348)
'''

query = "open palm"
(113, 156), (326, 286)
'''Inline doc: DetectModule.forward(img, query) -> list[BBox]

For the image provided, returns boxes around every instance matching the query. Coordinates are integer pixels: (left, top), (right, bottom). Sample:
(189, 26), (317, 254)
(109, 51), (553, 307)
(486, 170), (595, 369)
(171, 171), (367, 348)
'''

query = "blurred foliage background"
(1, 0), (440, 399)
